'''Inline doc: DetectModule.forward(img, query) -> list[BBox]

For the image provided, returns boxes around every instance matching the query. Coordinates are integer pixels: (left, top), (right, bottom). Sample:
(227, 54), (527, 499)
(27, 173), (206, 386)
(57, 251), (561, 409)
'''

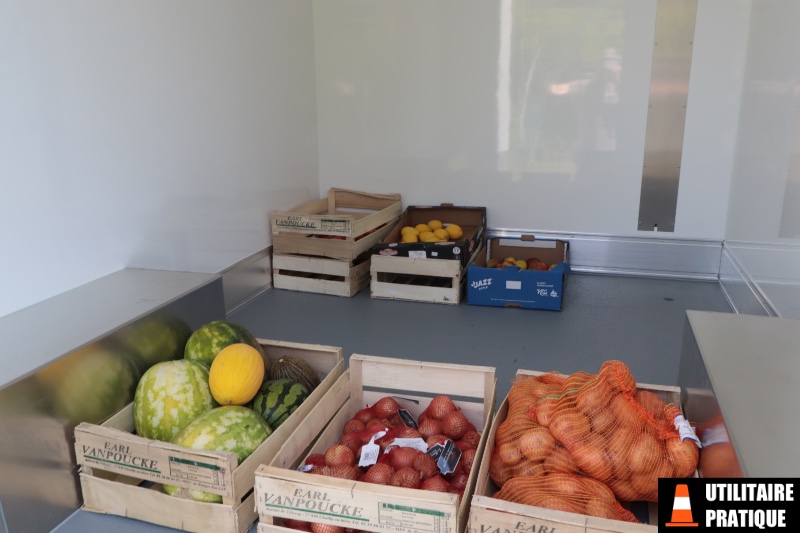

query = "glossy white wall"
(314, 0), (746, 239)
(0, 0), (318, 318)
(725, 0), (800, 318)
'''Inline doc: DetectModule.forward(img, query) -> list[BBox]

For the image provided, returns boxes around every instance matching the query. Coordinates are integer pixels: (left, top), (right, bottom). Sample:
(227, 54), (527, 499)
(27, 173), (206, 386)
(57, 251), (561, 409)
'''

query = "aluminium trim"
(718, 245), (778, 317)
(487, 227), (722, 281)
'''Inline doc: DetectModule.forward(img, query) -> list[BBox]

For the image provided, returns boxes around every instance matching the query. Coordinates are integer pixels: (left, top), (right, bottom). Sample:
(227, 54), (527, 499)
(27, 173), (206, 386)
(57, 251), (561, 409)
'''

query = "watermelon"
(249, 378), (310, 429)
(115, 315), (192, 374)
(133, 359), (217, 442)
(164, 406), (272, 502)
(184, 320), (269, 371)
(37, 344), (139, 425)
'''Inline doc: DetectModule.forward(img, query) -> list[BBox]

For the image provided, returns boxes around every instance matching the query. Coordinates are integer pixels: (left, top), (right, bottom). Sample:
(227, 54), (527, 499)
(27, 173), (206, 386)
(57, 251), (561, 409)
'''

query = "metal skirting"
(488, 228), (722, 281)
(718, 244), (778, 317)
(219, 247), (273, 315)
(637, 0), (698, 232)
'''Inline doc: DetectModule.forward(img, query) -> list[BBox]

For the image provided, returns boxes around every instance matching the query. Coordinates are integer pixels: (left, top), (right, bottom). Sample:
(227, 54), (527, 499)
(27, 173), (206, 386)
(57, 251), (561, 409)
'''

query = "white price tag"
(388, 438), (428, 453)
(296, 464), (314, 472)
(506, 280), (522, 290)
(358, 443), (380, 467)
(701, 423), (730, 448)
(358, 430), (388, 467)
(409, 250), (426, 259)
(674, 415), (702, 447)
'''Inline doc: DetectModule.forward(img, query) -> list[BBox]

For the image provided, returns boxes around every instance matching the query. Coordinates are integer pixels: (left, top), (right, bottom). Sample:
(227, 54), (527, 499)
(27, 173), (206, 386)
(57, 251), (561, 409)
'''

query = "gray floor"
(232, 272), (733, 404)
(54, 272), (732, 533)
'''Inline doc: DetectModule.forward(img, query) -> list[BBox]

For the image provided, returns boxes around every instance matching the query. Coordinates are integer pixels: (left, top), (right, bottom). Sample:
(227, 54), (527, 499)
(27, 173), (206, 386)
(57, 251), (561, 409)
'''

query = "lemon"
(401, 233), (419, 243)
(433, 228), (449, 241)
(415, 223), (432, 234)
(400, 226), (419, 236)
(445, 224), (463, 240)
(419, 231), (438, 243)
(428, 219), (444, 231)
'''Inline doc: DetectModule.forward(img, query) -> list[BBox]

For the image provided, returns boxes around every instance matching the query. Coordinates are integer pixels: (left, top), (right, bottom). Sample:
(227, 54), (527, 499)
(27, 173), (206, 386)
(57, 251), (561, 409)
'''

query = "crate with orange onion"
(468, 361), (700, 532)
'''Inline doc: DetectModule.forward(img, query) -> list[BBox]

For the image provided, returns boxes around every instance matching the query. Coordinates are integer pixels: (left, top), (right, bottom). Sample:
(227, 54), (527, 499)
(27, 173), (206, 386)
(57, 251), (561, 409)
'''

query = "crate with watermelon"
(468, 363), (700, 533)
(74, 320), (344, 533)
(253, 354), (496, 533)
(271, 188), (403, 297)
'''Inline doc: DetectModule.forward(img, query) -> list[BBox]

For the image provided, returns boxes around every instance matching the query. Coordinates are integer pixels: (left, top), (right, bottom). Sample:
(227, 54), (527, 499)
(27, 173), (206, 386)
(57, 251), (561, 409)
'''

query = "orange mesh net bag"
(494, 473), (640, 522)
(490, 361), (699, 505)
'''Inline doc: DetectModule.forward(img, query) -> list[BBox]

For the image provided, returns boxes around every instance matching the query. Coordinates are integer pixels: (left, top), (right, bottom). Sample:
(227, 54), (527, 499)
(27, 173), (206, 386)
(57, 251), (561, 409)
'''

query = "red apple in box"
(526, 257), (548, 271)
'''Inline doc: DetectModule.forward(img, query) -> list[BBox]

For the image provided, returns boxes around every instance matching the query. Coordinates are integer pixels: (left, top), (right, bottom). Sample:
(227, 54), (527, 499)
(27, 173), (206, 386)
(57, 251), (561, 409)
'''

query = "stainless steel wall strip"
(637, 0), (698, 232)
(488, 228), (721, 280)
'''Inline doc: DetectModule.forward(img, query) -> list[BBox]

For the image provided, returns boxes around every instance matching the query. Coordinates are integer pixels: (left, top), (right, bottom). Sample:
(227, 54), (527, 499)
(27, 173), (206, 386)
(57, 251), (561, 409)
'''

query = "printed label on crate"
(378, 503), (451, 531)
(274, 214), (351, 235)
(168, 456), (224, 485)
(79, 440), (164, 476)
(409, 250), (427, 259)
(260, 488), (371, 525)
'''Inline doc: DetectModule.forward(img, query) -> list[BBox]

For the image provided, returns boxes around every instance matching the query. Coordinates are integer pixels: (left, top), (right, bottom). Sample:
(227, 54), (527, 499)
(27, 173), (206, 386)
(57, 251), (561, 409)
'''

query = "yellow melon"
(208, 343), (265, 406)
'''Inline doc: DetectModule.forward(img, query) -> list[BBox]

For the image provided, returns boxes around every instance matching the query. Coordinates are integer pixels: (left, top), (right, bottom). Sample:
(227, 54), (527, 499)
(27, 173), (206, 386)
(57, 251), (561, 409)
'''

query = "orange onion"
(571, 433), (613, 482)
(608, 394), (645, 433)
(635, 389), (667, 420)
(628, 431), (663, 474)
(666, 437), (700, 478)
(548, 410), (591, 450)
(535, 396), (560, 428)
(543, 444), (581, 475)
(534, 495), (585, 515)
(496, 442), (523, 466)
(574, 378), (613, 416)
(518, 427), (556, 462)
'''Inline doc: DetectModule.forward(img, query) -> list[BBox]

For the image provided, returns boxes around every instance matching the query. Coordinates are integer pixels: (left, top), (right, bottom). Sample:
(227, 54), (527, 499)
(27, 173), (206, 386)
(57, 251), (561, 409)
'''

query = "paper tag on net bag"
(674, 414), (702, 447)
(358, 430), (387, 467)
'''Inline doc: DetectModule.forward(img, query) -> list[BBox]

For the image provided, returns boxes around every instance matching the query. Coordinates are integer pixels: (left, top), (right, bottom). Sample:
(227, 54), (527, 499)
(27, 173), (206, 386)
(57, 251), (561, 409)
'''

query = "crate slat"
(272, 253), (373, 297)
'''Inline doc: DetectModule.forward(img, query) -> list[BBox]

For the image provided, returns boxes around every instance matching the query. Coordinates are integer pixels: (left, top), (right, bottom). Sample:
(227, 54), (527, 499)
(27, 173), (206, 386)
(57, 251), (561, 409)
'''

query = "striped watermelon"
(133, 359), (217, 442)
(184, 320), (269, 371)
(164, 406), (272, 502)
(249, 378), (310, 429)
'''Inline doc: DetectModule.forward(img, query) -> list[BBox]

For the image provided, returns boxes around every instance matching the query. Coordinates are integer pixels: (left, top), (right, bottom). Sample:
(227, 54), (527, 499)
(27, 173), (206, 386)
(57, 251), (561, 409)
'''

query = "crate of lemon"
(74, 333), (344, 533)
(371, 205), (487, 305)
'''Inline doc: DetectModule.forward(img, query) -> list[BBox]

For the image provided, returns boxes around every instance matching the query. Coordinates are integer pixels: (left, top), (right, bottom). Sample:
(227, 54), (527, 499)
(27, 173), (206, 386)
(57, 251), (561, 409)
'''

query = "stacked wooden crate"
(271, 188), (402, 297)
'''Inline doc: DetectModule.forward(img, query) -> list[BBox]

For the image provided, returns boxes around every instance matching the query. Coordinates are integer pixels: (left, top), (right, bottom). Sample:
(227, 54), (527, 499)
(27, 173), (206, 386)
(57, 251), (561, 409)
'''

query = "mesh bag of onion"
(494, 473), (639, 522)
(490, 360), (699, 505)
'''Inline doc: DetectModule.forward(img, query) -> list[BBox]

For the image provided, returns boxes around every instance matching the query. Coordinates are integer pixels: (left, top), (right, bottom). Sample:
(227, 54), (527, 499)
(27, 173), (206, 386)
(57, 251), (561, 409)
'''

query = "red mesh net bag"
(494, 473), (640, 522)
(490, 361), (699, 505)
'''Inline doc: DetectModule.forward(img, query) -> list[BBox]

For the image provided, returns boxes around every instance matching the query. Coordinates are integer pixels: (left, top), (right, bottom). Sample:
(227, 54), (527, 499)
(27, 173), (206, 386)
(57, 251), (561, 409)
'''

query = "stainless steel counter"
(679, 311), (800, 477)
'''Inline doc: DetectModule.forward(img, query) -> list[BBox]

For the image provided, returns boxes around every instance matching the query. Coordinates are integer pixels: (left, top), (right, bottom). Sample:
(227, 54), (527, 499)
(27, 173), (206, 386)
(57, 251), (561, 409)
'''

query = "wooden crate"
(271, 188), (402, 262)
(272, 250), (373, 298)
(254, 354), (497, 533)
(74, 339), (345, 533)
(468, 370), (689, 533)
(370, 244), (483, 305)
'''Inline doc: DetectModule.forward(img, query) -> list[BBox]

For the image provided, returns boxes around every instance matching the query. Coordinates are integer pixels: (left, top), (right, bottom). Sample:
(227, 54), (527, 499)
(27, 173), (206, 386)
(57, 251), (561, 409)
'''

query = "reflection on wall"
(725, 0), (800, 319)
(0, 281), (221, 533)
(498, 0), (625, 175)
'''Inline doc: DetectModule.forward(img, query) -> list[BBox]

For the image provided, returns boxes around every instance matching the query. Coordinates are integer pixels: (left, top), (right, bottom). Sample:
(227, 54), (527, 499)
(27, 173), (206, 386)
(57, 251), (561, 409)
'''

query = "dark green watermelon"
(249, 378), (310, 429)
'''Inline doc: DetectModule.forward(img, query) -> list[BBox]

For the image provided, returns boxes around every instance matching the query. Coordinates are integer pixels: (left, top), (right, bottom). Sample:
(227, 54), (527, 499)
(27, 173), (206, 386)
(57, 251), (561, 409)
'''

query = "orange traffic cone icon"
(666, 484), (698, 527)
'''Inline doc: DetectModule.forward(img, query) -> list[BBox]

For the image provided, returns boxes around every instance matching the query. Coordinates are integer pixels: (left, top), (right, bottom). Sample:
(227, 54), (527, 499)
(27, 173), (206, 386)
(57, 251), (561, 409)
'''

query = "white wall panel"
(725, 0), (800, 318)
(314, 0), (744, 240)
(0, 0), (318, 318)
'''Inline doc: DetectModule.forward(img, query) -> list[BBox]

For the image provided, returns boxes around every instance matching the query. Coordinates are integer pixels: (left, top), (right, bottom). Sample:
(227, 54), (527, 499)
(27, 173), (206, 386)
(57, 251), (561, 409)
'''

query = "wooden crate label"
(255, 466), (458, 533)
(257, 475), (457, 533)
(377, 503), (452, 531)
(167, 456), (225, 485)
(75, 425), (236, 498)
(273, 214), (352, 235)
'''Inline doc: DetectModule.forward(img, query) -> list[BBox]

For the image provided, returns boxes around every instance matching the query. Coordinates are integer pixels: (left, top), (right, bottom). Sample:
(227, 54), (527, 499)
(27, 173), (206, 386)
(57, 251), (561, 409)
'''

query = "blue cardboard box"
(467, 236), (570, 310)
